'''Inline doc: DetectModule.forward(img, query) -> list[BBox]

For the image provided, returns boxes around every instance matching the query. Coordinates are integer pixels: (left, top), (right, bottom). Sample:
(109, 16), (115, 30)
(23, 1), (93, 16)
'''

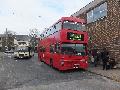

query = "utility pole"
(5, 28), (8, 51)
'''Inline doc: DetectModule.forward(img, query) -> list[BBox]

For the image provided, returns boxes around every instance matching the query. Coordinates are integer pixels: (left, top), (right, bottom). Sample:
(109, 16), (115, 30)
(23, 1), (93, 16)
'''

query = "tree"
(3, 28), (16, 51)
(29, 28), (40, 52)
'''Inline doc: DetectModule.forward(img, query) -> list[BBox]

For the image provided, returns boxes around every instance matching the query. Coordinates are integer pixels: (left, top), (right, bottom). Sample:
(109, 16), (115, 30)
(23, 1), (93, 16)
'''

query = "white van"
(14, 46), (34, 59)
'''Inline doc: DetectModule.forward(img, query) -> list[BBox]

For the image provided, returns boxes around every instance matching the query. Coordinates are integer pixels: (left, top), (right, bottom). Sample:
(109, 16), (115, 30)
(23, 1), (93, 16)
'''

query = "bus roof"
(60, 17), (85, 23)
(41, 17), (85, 34)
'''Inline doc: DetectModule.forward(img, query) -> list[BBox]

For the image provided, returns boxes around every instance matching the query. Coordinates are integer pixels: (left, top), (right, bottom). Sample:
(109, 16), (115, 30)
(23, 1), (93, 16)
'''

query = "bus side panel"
(47, 31), (61, 68)
(52, 53), (61, 69)
(45, 52), (50, 65)
(38, 52), (43, 61)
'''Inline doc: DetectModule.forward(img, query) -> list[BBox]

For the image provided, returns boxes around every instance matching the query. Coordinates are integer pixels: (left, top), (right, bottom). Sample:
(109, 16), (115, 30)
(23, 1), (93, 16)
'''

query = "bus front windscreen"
(63, 21), (85, 31)
(61, 44), (86, 56)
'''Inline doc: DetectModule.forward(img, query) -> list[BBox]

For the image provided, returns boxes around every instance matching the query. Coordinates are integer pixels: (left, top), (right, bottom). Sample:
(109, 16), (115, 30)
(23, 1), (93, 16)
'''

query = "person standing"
(92, 49), (98, 67)
(101, 48), (109, 70)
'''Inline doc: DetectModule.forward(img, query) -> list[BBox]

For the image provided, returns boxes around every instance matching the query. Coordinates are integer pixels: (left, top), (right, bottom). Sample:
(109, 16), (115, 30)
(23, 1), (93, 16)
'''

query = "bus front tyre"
(39, 57), (43, 62)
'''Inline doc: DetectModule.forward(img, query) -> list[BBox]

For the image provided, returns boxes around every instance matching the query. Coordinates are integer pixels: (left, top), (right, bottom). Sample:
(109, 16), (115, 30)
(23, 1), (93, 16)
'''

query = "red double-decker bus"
(38, 17), (89, 70)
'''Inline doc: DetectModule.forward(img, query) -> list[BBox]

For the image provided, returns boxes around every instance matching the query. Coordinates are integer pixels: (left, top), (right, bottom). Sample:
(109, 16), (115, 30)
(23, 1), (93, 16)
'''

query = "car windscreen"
(16, 47), (29, 52)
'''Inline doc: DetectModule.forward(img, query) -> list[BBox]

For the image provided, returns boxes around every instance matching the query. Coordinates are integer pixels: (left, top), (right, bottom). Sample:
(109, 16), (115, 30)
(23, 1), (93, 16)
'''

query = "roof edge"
(71, 0), (106, 17)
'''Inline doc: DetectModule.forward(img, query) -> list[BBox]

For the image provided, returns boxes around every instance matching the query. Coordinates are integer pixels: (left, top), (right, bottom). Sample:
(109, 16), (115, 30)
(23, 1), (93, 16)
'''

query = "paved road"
(0, 52), (120, 90)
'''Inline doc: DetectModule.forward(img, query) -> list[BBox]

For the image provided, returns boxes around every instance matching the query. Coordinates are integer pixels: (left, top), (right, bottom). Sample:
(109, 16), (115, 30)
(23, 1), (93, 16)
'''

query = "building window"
(99, 2), (107, 17)
(87, 2), (107, 24)
(93, 6), (100, 21)
(87, 10), (93, 23)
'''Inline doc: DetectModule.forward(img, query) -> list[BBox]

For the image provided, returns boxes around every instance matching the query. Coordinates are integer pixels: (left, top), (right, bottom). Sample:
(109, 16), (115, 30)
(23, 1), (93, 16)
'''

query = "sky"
(0, 0), (94, 35)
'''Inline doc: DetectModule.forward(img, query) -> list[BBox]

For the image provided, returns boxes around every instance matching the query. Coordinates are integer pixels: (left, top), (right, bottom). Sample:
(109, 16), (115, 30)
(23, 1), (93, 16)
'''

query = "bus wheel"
(41, 59), (43, 62)
(40, 58), (43, 62)
(50, 59), (53, 67)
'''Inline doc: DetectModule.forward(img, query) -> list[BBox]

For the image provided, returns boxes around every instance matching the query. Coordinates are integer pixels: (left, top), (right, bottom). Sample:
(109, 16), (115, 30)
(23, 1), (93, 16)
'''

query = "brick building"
(72, 0), (120, 61)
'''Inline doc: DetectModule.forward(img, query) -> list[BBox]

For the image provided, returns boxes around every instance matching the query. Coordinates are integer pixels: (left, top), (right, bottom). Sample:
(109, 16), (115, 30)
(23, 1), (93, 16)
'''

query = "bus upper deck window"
(82, 24), (86, 31)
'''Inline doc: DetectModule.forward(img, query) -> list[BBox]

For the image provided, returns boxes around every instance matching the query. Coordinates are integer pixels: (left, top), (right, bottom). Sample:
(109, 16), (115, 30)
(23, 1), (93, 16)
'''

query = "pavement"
(88, 64), (120, 82)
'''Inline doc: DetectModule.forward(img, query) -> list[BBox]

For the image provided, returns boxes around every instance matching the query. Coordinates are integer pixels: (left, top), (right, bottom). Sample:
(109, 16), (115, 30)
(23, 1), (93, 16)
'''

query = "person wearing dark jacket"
(92, 49), (98, 67)
(101, 48), (109, 70)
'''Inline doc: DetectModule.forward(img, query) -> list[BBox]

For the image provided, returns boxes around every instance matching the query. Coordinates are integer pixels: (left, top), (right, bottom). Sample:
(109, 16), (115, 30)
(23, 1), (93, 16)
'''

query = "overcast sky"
(0, 0), (94, 35)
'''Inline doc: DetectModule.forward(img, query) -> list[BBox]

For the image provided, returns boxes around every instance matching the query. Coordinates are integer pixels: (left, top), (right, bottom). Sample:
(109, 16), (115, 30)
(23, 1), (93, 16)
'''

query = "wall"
(77, 0), (120, 61)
